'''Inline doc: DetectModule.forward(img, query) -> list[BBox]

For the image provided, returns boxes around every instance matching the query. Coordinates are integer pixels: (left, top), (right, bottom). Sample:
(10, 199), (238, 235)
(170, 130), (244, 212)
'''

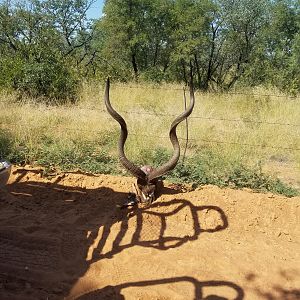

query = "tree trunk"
(153, 41), (159, 67)
(205, 24), (218, 90)
(181, 59), (188, 85)
(131, 52), (139, 81)
(194, 54), (202, 89)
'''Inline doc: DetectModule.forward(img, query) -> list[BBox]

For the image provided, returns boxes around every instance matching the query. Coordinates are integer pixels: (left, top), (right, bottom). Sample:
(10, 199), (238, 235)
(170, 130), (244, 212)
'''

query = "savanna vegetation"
(0, 0), (299, 196)
(1, 84), (299, 196)
(0, 0), (299, 99)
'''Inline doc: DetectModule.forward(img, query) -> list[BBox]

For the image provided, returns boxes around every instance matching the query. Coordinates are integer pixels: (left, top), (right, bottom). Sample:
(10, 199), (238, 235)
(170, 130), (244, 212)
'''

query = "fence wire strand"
(112, 84), (299, 99)
(1, 89), (299, 152)
(1, 123), (299, 151)
(4, 103), (296, 127)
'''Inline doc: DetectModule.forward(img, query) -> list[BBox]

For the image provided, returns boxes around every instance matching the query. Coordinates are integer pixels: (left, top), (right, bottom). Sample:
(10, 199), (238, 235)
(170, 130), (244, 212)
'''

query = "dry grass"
(0, 82), (299, 189)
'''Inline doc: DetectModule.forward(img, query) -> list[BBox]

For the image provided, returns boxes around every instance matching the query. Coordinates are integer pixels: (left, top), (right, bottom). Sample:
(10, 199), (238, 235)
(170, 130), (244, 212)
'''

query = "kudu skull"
(104, 78), (195, 204)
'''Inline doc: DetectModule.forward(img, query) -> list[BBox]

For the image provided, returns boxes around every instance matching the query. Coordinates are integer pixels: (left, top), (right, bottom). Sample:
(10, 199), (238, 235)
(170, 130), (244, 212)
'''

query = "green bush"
(168, 148), (298, 197)
(14, 58), (79, 103)
(140, 68), (165, 83)
(0, 55), (79, 103)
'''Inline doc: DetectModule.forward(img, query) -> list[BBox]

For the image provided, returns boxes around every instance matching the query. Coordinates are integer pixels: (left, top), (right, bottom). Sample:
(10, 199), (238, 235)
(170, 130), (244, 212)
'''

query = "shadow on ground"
(0, 168), (235, 299)
(77, 277), (245, 300)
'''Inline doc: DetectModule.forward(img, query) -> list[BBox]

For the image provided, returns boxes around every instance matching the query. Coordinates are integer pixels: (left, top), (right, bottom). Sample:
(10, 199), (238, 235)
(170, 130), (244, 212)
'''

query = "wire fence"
(0, 127), (299, 175)
(115, 110), (300, 127)
(112, 83), (300, 100)
(0, 88), (299, 152)
(1, 122), (299, 152)
(0, 85), (300, 102)
(3, 102), (297, 127)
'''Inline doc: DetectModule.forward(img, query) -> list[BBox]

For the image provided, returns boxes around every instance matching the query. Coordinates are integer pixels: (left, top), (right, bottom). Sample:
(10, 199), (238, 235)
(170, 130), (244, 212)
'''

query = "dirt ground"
(0, 166), (299, 300)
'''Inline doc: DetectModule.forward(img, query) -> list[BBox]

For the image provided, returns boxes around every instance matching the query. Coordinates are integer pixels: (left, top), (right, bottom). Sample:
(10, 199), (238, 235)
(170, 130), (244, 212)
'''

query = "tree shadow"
(256, 287), (300, 300)
(76, 276), (245, 300)
(0, 168), (228, 299)
(246, 271), (300, 300)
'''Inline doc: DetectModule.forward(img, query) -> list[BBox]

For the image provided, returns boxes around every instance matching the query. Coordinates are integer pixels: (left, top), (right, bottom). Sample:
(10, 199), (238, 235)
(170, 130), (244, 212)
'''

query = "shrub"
(168, 149), (299, 197)
(14, 58), (79, 103)
(0, 55), (79, 103)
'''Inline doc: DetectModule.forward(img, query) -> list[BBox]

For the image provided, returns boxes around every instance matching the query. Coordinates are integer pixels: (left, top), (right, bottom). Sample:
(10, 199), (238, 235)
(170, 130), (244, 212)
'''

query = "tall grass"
(0, 83), (299, 196)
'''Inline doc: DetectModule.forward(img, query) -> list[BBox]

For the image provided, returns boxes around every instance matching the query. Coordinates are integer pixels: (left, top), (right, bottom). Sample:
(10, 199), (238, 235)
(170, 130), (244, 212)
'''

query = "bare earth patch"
(0, 166), (299, 300)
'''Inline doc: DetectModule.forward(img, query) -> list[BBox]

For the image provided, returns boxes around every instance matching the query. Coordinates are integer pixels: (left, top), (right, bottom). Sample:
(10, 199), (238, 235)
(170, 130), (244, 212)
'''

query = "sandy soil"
(0, 166), (299, 300)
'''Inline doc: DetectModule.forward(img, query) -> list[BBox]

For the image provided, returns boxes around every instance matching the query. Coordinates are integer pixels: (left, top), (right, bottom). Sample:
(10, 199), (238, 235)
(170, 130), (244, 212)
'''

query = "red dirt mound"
(0, 166), (299, 300)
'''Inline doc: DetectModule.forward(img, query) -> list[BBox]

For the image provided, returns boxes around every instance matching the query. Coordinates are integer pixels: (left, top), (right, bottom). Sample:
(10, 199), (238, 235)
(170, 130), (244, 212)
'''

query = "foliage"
(0, 0), (92, 102)
(13, 57), (79, 102)
(0, 0), (299, 95)
(123, 146), (298, 197)
(240, 0), (300, 93)
(3, 127), (297, 196)
(1, 131), (117, 174)
(92, 0), (299, 93)
(169, 149), (299, 197)
(36, 140), (117, 174)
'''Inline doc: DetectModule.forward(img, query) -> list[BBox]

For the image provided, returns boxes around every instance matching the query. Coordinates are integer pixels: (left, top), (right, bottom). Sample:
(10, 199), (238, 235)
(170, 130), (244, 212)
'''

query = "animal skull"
(104, 78), (195, 204)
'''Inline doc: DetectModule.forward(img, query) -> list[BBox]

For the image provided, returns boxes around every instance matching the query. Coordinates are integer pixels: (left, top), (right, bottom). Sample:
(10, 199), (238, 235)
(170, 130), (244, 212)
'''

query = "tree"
(168, 0), (214, 88)
(1, 0), (299, 95)
(264, 0), (300, 92)
(0, 0), (94, 101)
(207, 0), (269, 90)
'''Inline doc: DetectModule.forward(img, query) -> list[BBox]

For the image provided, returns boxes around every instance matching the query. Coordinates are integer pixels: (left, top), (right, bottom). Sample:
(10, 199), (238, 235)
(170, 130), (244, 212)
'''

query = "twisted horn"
(104, 78), (147, 182)
(147, 83), (195, 182)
